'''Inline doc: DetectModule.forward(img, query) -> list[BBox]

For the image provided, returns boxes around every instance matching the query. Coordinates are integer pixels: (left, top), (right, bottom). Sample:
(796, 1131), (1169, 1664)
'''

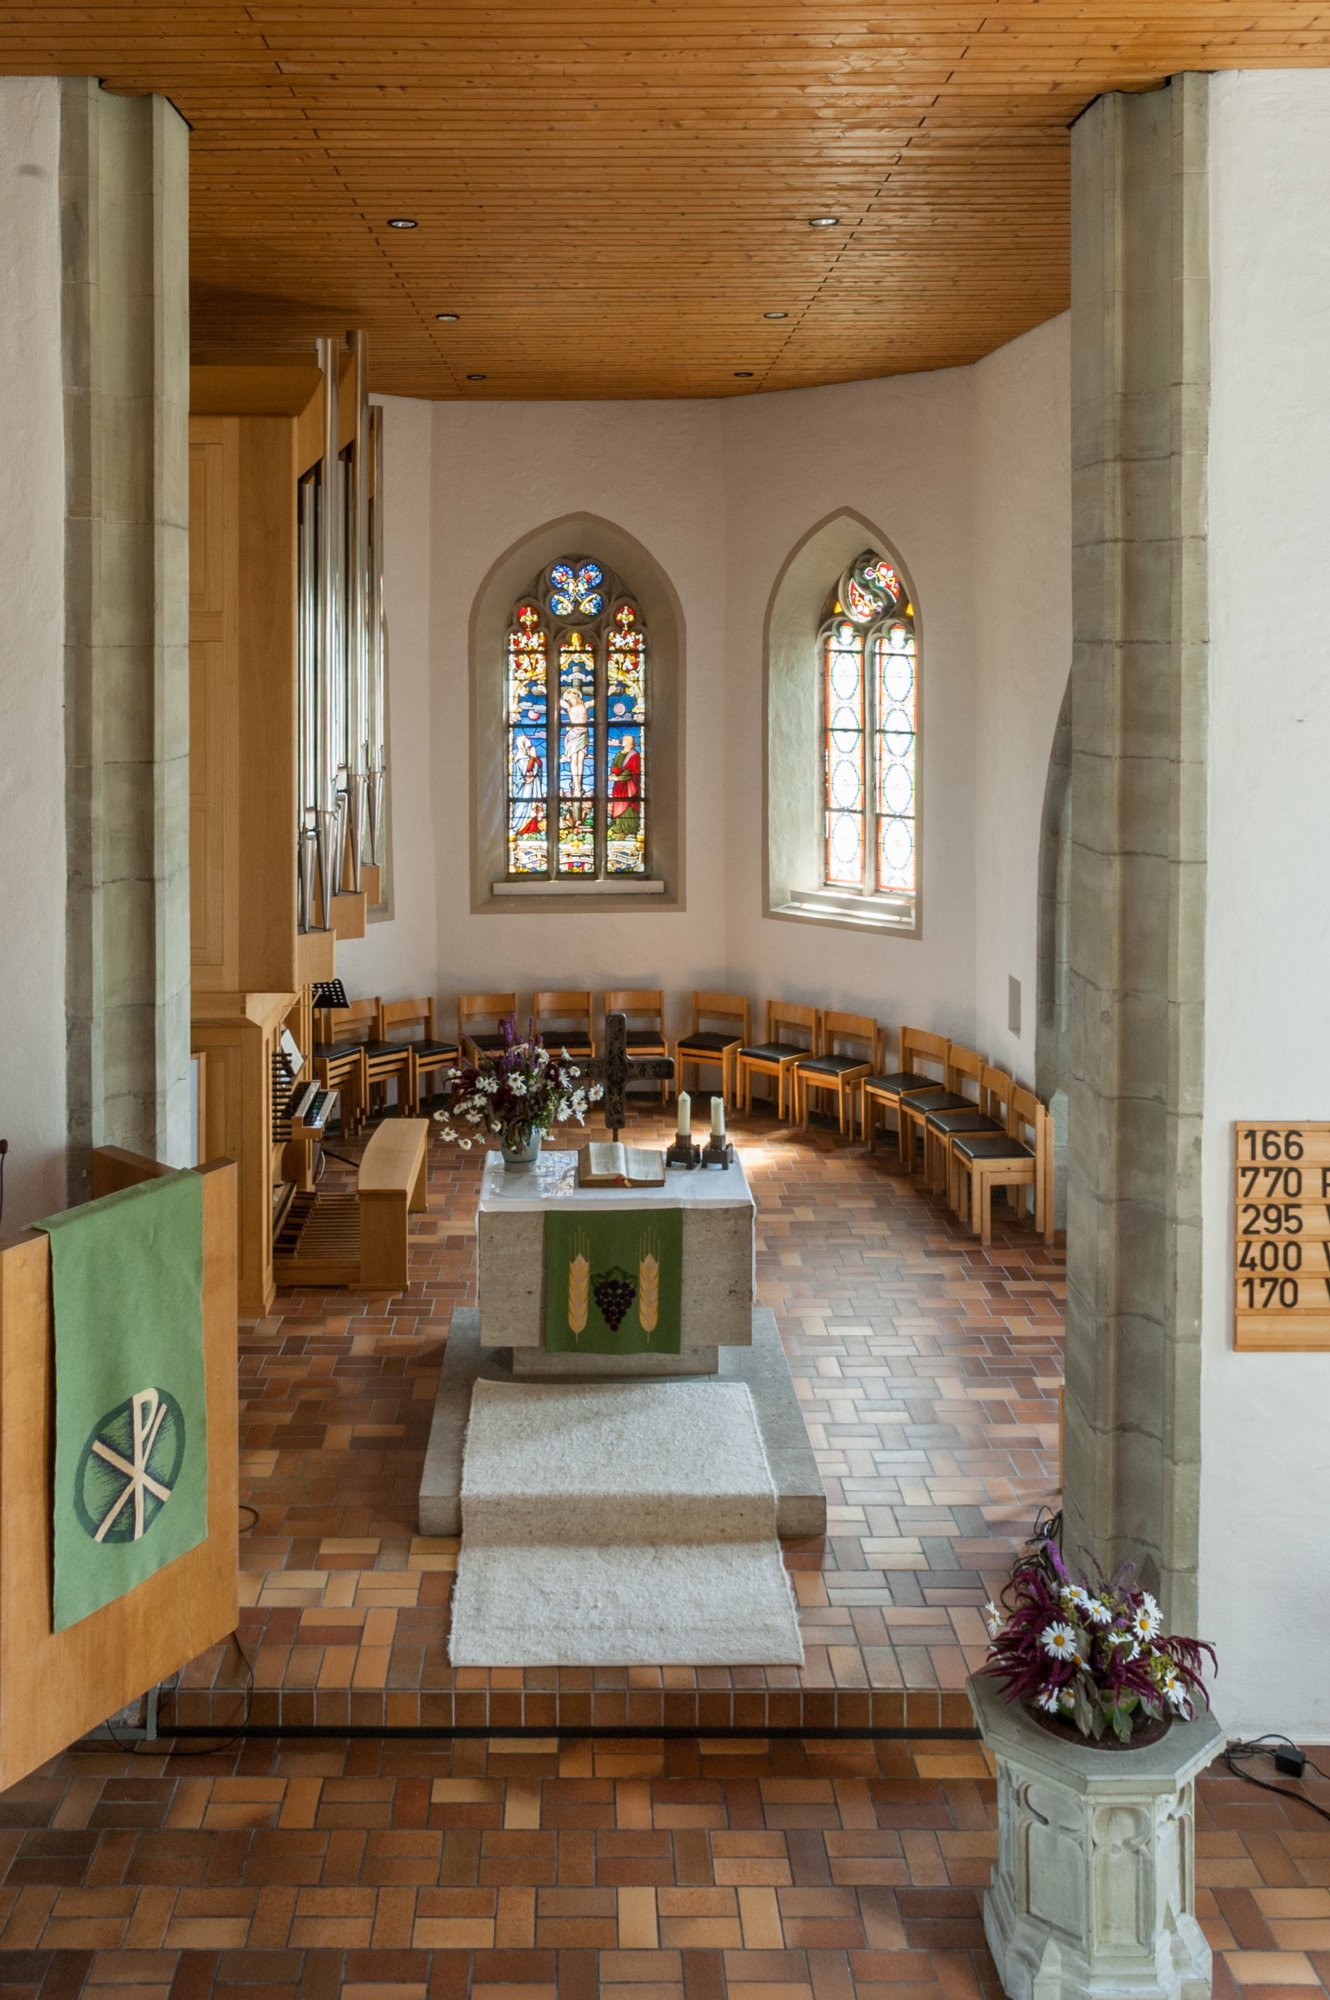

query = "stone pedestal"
(969, 1672), (1224, 2000)
(476, 1148), (755, 1373)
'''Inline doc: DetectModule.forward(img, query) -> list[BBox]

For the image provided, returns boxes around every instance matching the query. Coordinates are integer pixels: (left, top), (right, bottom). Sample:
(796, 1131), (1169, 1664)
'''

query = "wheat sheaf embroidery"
(567, 1229), (590, 1341)
(638, 1233), (660, 1340)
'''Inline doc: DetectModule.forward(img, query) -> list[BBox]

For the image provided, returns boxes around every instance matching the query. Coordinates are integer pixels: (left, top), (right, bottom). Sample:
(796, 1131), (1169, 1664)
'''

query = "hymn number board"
(1234, 1123), (1330, 1350)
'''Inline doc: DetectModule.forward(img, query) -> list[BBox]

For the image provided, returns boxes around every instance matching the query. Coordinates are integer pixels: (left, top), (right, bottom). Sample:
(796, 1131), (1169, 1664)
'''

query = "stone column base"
(969, 1672), (1224, 2000)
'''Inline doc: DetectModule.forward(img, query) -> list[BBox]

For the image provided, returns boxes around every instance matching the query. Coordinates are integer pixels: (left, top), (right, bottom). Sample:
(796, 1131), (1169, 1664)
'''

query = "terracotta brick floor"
(172, 1102), (1065, 1734)
(3, 1734), (1329, 1997)
(4, 1100), (1326, 1997)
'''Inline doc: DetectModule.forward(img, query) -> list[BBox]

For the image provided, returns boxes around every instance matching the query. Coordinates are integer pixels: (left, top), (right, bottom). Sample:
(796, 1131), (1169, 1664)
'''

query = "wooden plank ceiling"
(3, 4), (1329, 399)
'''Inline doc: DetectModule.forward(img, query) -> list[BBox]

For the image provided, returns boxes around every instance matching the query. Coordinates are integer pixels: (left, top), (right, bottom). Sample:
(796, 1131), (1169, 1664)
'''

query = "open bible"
(577, 1142), (667, 1188)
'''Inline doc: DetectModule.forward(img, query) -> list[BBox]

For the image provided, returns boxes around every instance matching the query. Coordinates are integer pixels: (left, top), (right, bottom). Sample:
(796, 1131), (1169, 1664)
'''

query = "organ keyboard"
(287, 1080), (337, 1137)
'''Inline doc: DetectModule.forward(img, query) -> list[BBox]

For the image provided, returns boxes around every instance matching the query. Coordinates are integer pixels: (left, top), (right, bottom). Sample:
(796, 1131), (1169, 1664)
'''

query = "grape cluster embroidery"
(591, 1266), (637, 1332)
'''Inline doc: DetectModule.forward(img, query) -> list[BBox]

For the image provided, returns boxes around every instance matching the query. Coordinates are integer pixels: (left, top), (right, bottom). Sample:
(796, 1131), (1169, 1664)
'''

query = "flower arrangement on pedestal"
(433, 1016), (603, 1160)
(983, 1530), (1215, 1745)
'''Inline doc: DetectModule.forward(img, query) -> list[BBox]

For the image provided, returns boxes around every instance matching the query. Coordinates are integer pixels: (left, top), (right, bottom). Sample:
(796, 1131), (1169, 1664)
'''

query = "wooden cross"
(579, 1011), (674, 1140)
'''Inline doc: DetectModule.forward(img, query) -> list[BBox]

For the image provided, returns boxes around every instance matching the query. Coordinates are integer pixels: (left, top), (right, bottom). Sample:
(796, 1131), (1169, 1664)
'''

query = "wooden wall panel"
(0, 1155), (238, 1791)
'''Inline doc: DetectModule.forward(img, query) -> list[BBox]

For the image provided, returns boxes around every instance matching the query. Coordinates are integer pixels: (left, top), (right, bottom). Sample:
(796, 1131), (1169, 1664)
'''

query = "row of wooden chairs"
(314, 986), (1053, 1247)
(762, 1011), (1053, 1246)
(457, 989), (759, 1111)
(313, 997), (458, 1127)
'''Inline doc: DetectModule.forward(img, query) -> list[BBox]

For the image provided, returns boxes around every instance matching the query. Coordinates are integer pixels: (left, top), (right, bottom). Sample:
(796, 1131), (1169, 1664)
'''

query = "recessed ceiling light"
(435, 312), (460, 321)
(734, 371), (755, 378)
(763, 311), (788, 320)
(807, 215), (840, 228)
(387, 216), (417, 229)
(466, 373), (487, 382)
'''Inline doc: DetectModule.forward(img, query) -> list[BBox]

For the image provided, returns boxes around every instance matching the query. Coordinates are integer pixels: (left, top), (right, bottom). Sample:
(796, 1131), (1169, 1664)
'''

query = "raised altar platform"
(421, 1144), (825, 1541)
(420, 1304), (826, 1540)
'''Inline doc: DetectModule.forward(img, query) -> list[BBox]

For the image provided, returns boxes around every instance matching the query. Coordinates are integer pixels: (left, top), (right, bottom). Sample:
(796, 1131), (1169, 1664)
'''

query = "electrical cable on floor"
(89, 1632), (256, 1759)
(1226, 1735), (1330, 1821)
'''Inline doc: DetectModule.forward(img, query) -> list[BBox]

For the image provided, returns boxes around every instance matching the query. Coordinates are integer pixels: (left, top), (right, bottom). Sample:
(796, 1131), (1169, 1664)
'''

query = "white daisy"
(458, 1137), (472, 1150)
(1034, 1687), (1064, 1714)
(983, 1600), (1004, 1638)
(1160, 1668), (1192, 1715)
(1040, 1621), (1081, 1662)
(1084, 1597), (1114, 1627)
(1131, 1594), (1162, 1642)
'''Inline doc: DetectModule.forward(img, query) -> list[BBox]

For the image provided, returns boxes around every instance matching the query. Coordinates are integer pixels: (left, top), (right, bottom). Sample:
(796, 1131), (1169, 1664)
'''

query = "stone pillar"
(1063, 76), (1209, 1624)
(59, 79), (191, 1193)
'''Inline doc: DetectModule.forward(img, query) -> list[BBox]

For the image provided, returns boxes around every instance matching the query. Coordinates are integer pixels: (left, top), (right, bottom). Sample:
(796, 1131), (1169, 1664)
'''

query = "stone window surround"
(764, 507), (923, 943)
(468, 512), (686, 915)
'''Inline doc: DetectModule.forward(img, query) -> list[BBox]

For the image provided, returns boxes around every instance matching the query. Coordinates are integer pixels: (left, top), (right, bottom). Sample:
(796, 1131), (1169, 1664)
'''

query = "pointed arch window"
(506, 557), (648, 880)
(820, 549), (918, 909)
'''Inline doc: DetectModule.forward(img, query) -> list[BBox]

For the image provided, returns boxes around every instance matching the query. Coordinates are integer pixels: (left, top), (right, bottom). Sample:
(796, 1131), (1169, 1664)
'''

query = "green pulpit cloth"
(544, 1209), (683, 1354)
(37, 1171), (208, 1632)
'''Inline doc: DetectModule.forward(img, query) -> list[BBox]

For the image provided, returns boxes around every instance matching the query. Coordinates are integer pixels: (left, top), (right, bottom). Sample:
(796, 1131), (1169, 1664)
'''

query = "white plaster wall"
(335, 396), (441, 1001)
(722, 369), (981, 1051)
(0, 78), (68, 1229)
(971, 315), (1072, 1077)
(425, 398), (731, 1041)
(351, 340), (1072, 1063)
(1202, 69), (1330, 1740)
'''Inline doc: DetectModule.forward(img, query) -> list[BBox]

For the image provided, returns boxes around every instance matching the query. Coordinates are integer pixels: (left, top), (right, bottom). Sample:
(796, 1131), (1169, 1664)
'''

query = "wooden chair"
(604, 989), (671, 1107)
(951, 1084), (1054, 1246)
(312, 999), (375, 1133)
(675, 991), (751, 1109)
(793, 1012), (877, 1140)
(377, 997), (459, 1114)
(459, 992), (517, 1060)
(897, 1043), (985, 1181)
(320, 996), (413, 1118)
(737, 1001), (820, 1120)
(862, 1028), (950, 1155)
(929, 1064), (1012, 1197)
(533, 990), (595, 1061)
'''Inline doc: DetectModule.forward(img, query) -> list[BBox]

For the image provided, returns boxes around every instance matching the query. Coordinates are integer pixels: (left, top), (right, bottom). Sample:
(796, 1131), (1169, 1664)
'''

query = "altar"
(477, 1148), (755, 1375)
(419, 1144), (826, 1540)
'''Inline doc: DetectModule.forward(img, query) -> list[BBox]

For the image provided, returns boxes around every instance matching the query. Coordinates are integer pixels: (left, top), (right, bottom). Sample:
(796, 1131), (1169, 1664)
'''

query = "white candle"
(677, 1090), (691, 1138)
(711, 1095), (726, 1139)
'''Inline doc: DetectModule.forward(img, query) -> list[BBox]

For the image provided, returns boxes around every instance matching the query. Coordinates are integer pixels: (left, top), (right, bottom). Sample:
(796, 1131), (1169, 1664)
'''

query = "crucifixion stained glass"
(506, 558), (648, 879)
(820, 549), (918, 902)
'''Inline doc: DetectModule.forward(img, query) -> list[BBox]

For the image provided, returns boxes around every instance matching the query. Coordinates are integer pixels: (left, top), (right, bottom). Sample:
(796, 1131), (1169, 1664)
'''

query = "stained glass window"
(506, 558), (649, 879)
(819, 549), (917, 903)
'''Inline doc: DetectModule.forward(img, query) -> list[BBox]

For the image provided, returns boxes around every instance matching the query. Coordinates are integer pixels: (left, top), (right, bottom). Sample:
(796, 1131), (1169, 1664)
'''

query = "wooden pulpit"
(0, 1148), (239, 1789)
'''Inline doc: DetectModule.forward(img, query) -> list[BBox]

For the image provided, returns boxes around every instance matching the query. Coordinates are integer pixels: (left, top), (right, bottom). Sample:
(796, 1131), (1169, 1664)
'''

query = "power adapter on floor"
(1275, 1744), (1308, 1778)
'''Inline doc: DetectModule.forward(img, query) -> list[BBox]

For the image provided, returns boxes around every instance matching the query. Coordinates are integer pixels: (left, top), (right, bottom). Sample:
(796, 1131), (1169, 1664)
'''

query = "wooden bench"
(358, 1118), (430, 1289)
(273, 1117), (429, 1292)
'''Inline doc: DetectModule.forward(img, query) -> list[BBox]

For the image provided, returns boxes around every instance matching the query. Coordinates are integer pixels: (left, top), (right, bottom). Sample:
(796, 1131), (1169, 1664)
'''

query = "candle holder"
(665, 1135), (701, 1170)
(700, 1135), (735, 1170)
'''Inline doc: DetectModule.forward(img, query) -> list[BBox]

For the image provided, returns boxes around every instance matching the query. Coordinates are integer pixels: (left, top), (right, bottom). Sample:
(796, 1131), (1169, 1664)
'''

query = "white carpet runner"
(449, 1379), (805, 1667)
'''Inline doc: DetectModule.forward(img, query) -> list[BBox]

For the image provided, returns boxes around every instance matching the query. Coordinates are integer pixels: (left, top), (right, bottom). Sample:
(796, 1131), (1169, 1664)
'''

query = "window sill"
(778, 886), (918, 934)
(492, 877), (667, 898)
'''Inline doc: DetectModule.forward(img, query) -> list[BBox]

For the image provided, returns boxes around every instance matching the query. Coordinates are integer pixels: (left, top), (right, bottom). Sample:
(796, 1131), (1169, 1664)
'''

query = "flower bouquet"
(983, 1533), (1215, 1746)
(433, 1016), (603, 1160)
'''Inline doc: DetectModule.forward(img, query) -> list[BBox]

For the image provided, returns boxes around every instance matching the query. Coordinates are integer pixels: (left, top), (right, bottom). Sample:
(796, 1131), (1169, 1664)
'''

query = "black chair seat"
(467, 1031), (508, 1051)
(625, 1030), (667, 1050)
(410, 1040), (457, 1060)
(364, 1040), (410, 1062)
(679, 1031), (741, 1053)
(863, 1069), (934, 1097)
(902, 1087), (971, 1115)
(741, 1041), (812, 1063)
(927, 1107), (1002, 1137)
(547, 1039), (594, 1055)
(797, 1053), (868, 1077)
(952, 1133), (1033, 1164)
(314, 1041), (366, 1064)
